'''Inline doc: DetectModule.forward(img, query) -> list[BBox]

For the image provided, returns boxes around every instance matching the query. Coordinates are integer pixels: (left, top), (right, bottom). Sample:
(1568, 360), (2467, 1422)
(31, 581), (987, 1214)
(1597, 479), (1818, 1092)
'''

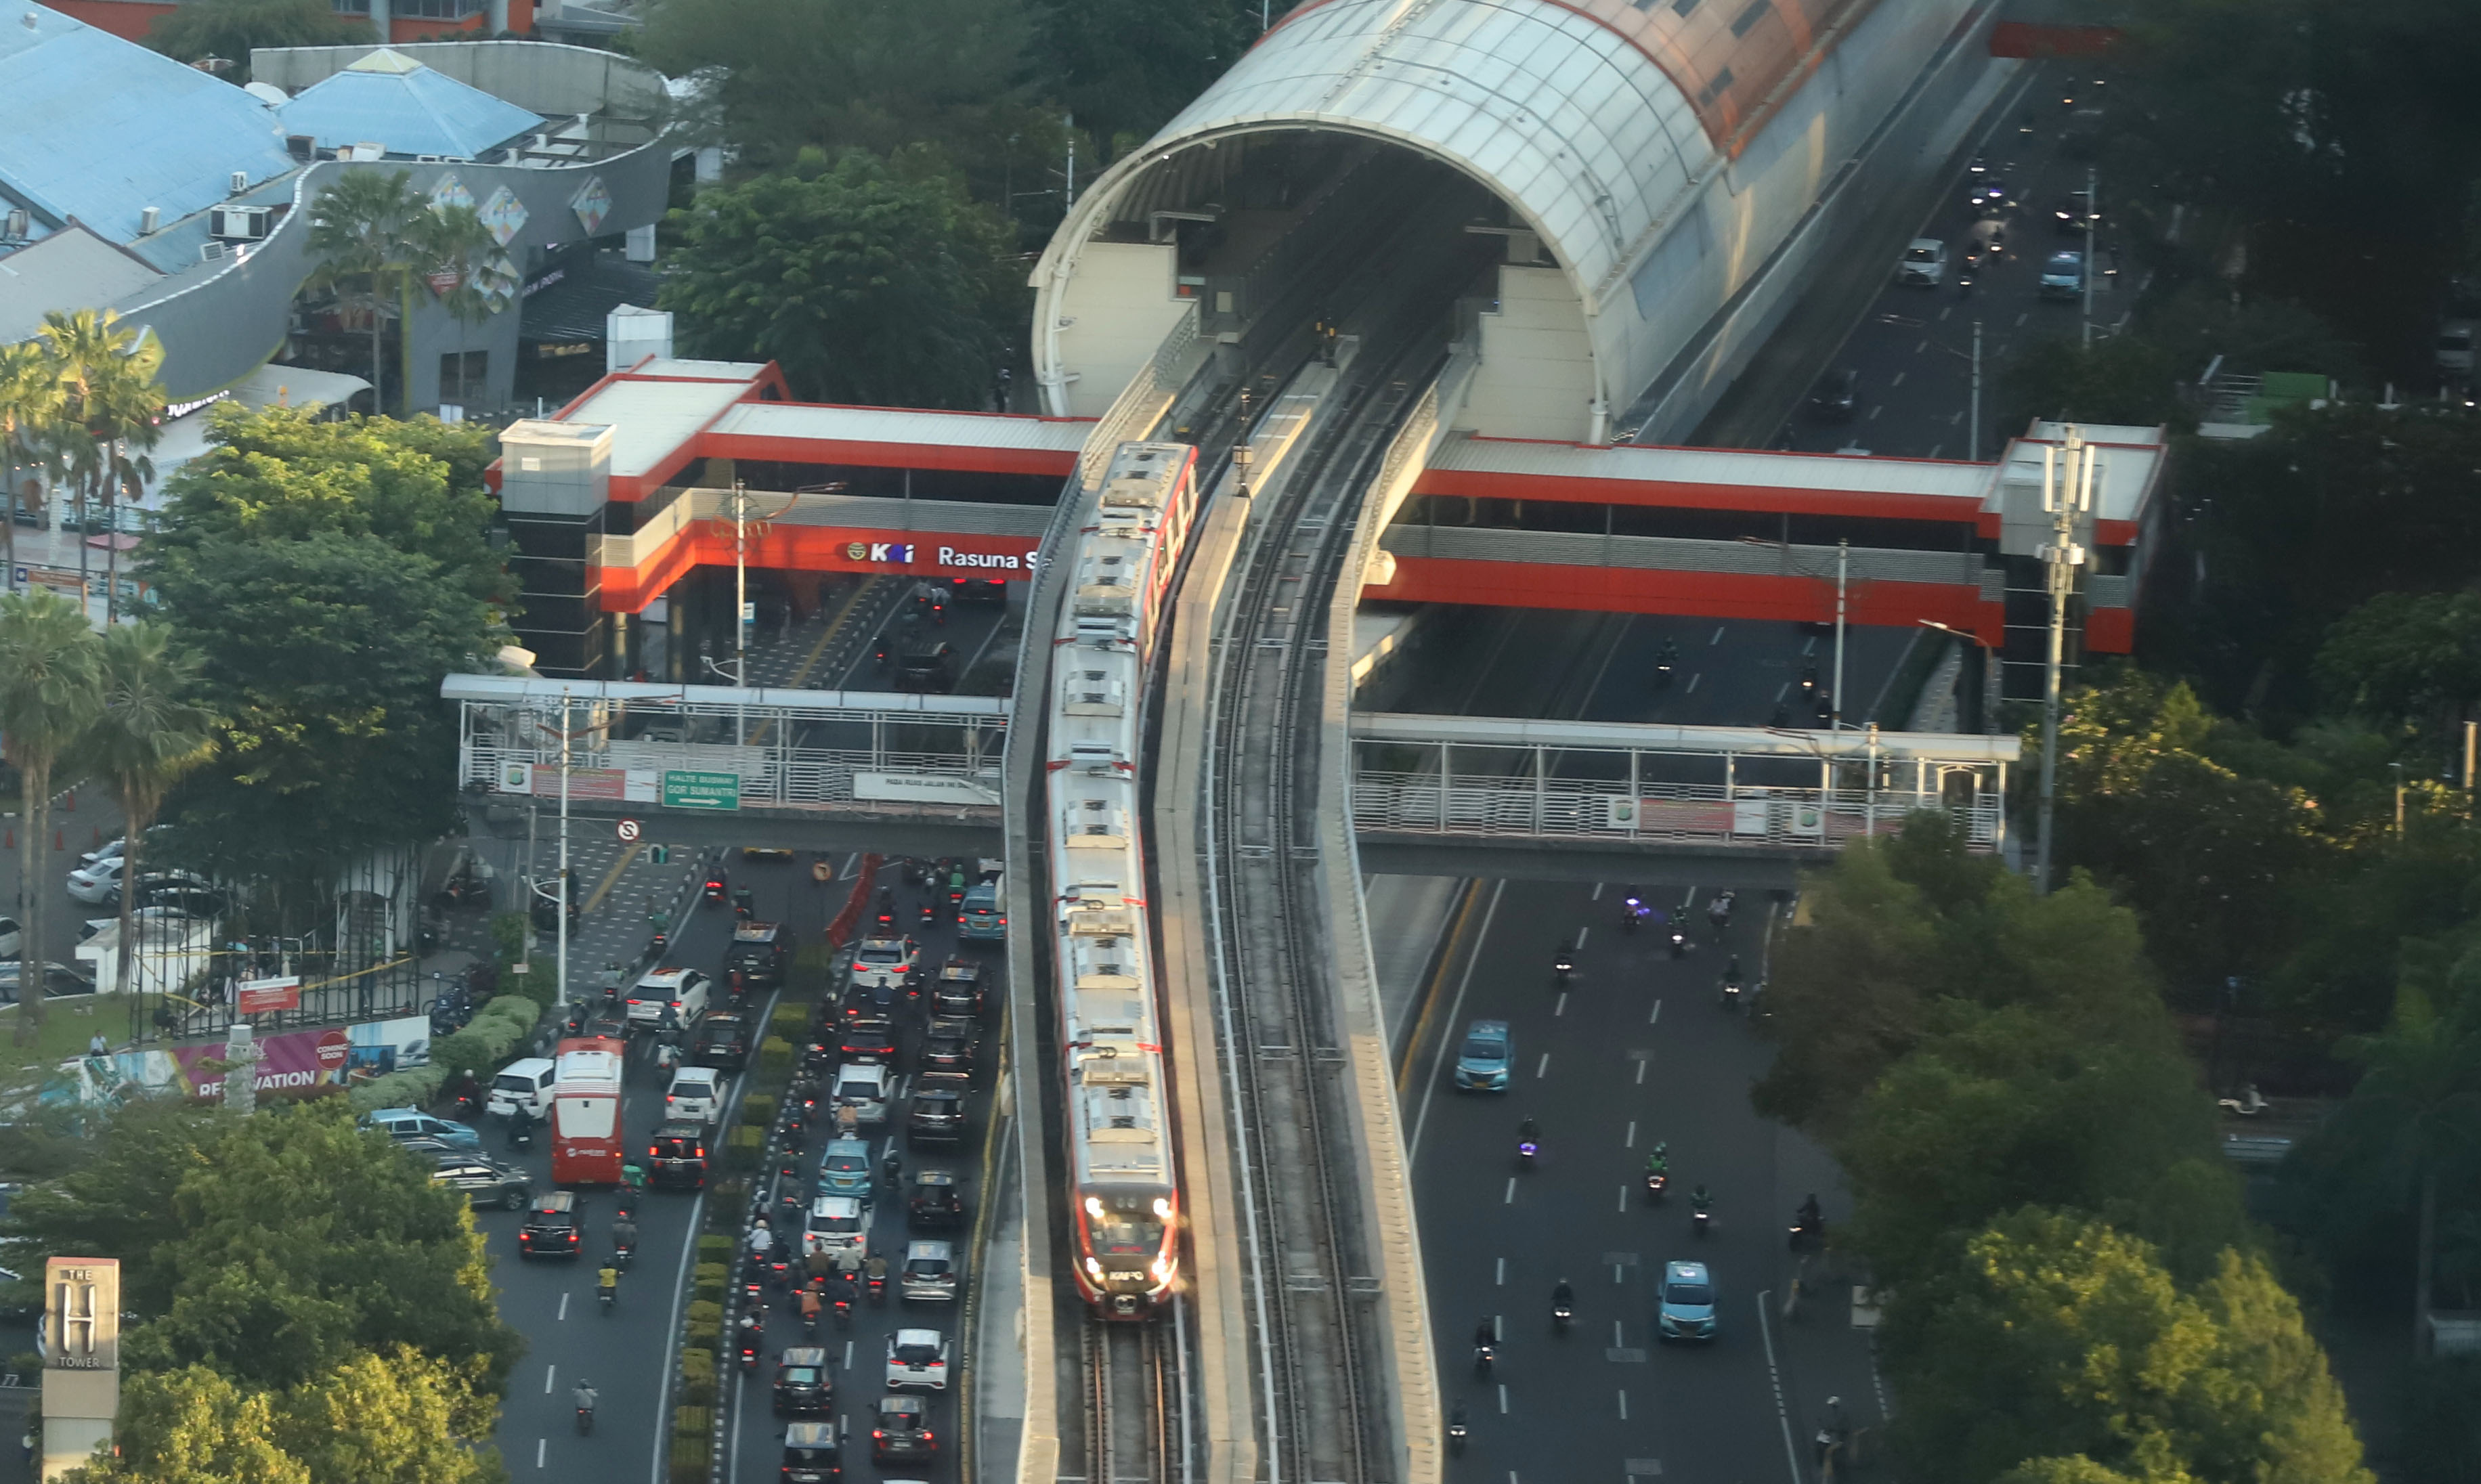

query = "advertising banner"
(855, 771), (1001, 807)
(234, 976), (302, 1014)
(55, 1015), (430, 1108)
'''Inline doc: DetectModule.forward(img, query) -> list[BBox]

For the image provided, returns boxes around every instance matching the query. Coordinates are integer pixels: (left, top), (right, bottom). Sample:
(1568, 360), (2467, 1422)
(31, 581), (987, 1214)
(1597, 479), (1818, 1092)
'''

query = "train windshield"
(1093, 1194), (1167, 1256)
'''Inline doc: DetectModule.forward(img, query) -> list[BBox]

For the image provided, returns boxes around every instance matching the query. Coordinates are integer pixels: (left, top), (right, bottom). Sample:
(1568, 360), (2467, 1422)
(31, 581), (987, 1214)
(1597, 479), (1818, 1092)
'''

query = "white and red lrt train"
(1045, 440), (1199, 1319)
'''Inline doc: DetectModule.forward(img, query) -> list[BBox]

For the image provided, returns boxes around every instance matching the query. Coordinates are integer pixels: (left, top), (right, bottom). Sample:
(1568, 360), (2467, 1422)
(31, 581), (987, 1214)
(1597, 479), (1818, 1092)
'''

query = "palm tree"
(2336, 997), (2481, 1355)
(406, 202), (506, 408)
(86, 623), (212, 1040)
(0, 343), (62, 596)
(0, 589), (103, 1046)
(305, 171), (423, 414)
(39, 310), (165, 621)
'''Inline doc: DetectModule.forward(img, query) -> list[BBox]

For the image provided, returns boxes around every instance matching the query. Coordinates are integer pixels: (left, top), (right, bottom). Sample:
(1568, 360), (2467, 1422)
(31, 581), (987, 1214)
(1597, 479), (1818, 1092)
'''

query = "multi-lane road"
(477, 847), (999, 1484)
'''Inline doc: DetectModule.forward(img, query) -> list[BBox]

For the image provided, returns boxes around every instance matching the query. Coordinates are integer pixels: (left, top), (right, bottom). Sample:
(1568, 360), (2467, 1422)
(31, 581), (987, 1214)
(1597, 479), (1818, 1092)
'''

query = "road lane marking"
(1868, 405), (1884, 420)
(1498, 1386), (1509, 1415)
(1928, 443), (1943, 459)
(544, 1363), (556, 1394)
(557, 1292), (568, 1322)
(1624, 1120), (1635, 1148)
(1949, 409), (1963, 425)
(1505, 1177), (1517, 1204)
(536, 1438), (545, 1468)
(1759, 1292), (1804, 1484)
(1496, 1257), (1506, 1286)
(1890, 371), (1906, 387)
(1635, 1060), (1648, 1085)
(843, 1340), (855, 1369)
(1409, 880), (1508, 1161)
(2015, 311), (2029, 326)
(1775, 681), (1788, 701)
(840, 852), (860, 879)
(1802, 635), (1817, 655)
(1649, 998), (1662, 1025)
(1616, 1185), (1627, 1212)
(1494, 1315), (1504, 1341)
(1913, 339), (1926, 353)
(1619, 1390), (1628, 1420)
(1592, 881), (1605, 900)
(1576, 926), (1590, 951)
(1536, 1053), (1550, 1079)
(1939, 305), (1953, 321)
(1555, 992), (1568, 1018)
(1708, 626), (1724, 645)
(1685, 672), (1700, 693)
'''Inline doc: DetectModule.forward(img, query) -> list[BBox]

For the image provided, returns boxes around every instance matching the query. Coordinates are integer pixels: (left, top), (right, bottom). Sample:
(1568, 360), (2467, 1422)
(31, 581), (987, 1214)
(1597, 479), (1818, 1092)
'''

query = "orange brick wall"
(46, 0), (177, 42)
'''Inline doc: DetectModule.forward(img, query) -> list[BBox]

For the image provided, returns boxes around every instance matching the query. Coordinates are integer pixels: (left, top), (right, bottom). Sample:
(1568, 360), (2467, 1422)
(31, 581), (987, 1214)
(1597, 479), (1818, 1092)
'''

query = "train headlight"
(1083, 1257), (1103, 1280)
(1084, 1197), (1104, 1219)
(1149, 1256), (1174, 1284)
(1152, 1198), (1173, 1221)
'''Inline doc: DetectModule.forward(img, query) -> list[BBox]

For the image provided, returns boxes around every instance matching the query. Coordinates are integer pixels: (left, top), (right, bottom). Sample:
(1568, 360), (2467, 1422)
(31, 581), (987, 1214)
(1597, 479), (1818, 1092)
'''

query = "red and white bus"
(549, 1036), (626, 1186)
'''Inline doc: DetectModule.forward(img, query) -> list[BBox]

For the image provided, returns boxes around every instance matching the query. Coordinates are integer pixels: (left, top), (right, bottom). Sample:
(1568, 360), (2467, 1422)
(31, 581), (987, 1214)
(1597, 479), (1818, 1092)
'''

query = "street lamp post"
(2033, 429), (2096, 896)
(2080, 167), (2100, 350)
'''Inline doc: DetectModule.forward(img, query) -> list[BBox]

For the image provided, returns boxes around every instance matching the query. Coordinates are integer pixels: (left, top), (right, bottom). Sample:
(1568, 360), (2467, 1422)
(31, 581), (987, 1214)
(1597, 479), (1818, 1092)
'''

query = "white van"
(665, 1067), (724, 1127)
(486, 1058), (556, 1119)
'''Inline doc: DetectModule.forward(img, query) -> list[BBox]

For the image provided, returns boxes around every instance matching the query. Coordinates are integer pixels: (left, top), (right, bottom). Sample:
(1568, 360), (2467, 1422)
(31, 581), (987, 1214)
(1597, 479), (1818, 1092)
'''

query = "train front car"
(1061, 908), (1179, 1315)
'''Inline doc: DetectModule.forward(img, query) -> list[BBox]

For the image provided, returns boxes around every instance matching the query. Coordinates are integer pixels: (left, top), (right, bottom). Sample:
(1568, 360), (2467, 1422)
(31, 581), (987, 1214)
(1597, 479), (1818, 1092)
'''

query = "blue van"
(959, 877), (1006, 941)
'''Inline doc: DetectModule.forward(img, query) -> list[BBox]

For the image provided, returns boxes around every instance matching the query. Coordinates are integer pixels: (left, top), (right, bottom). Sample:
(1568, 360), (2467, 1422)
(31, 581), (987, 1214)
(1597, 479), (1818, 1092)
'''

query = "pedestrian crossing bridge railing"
(1347, 712), (2017, 854)
(444, 674), (1008, 812)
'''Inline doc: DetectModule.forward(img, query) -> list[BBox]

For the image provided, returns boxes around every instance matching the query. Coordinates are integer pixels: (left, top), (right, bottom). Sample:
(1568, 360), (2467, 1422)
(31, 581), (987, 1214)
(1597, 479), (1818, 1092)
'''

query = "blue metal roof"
(276, 49), (543, 161)
(0, 5), (298, 246)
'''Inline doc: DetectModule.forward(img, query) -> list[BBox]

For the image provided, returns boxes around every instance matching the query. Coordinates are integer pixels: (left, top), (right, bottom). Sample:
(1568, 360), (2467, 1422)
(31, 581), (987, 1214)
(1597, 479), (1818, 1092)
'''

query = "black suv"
(725, 921), (788, 990)
(907, 1074), (969, 1145)
(839, 1017), (899, 1065)
(897, 643), (957, 695)
(773, 1347), (832, 1418)
(871, 1395), (936, 1463)
(693, 1014), (753, 1072)
(919, 1017), (978, 1078)
(430, 1152), (530, 1211)
(647, 1122), (708, 1190)
(930, 959), (984, 1019)
(908, 1170), (965, 1230)
(517, 1192), (584, 1258)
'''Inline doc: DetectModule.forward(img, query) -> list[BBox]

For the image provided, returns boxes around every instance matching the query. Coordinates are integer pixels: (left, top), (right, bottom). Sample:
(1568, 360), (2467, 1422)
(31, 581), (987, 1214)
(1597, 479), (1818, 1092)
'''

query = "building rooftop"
(0, 4), (298, 248)
(0, 223), (163, 343)
(275, 47), (544, 160)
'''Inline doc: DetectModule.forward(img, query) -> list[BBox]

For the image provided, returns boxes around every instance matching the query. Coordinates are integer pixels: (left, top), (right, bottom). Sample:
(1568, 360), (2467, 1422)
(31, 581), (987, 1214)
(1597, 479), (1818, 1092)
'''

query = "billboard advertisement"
(55, 1015), (431, 1108)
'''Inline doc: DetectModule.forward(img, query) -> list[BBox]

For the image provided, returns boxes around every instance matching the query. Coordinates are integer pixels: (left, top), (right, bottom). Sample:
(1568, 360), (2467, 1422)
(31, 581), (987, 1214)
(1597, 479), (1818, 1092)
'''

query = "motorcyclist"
(881, 1144), (903, 1188)
(749, 1217), (775, 1261)
(1473, 1317), (1494, 1350)
(1645, 1141), (1669, 1177)
(1725, 956), (1744, 988)
(1797, 1193), (1824, 1229)
(866, 1252), (889, 1298)
(1690, 1184), (1713, 1216)
(573, 1380), (598, 1418)
(612, 1214), (639, 1255)
(1551, 1279), (1575, 1314)
(732, 886), (755, 919)
(506, 1104), (534, 1150)
(597, 1263), (620, 1307)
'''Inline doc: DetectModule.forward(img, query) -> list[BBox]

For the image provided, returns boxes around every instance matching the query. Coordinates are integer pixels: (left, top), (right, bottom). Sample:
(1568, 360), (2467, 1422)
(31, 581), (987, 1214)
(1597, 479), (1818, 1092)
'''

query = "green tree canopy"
(660, 152), (1017, 407)
(1883, 1208), (2371, 1484)
(1, 1102), (519, 1395)
(144, 0), (358, 81)
(147, 528), (499, 913)
(1031, 0), (1255, 150)
(2314, 590), (2481, 735)
(146, 405), (508, 609)
(1998, 332), (2192, 439)
(64, 1364), (311, 1484)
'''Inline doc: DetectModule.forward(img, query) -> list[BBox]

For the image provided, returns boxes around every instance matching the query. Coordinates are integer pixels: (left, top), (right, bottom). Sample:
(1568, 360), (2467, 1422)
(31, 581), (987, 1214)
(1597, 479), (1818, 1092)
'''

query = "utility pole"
(2034, 429), (2095, 895)
(1064, 116), (1077, 211)
(556, 684), (572, 1018)
(1832, 539), (1849, 732)
(2080, 165), (2098, 349)
(2465, 720), (2476, 796)
(1969, 319), (1983, 462)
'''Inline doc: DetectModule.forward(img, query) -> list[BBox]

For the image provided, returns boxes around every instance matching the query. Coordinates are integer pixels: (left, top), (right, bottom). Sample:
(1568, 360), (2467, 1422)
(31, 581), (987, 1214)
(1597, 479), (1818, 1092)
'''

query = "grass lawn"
(0, 993), (138, 1076)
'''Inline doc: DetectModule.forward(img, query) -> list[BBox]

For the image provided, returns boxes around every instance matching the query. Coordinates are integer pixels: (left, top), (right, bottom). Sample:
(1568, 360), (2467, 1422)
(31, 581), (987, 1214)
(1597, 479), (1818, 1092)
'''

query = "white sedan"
(832, 1062), (896, 1127)
(63, 858), (123, 905)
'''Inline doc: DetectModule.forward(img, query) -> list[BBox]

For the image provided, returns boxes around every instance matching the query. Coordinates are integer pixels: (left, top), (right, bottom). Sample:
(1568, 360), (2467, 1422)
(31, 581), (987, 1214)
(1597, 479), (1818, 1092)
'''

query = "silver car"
(832, 1062), (895, 1127)
(900, 1240), (959, 1302)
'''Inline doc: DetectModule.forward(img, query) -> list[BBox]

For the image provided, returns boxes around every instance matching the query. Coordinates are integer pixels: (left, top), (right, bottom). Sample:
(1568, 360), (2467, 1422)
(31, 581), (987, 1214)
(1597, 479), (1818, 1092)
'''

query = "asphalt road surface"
(477, 848), (999, 1483)
(1406, 877), (1858, 1484)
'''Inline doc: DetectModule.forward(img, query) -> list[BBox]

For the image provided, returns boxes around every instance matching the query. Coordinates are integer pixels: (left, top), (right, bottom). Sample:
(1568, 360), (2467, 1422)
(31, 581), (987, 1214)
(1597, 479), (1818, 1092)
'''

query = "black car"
(931, 958), (984, 1019)
(908, 1170), (965, 1230)
(896, 643), (957, 695)
(840, 1016), (899, 1064)
(2051, 190), (2097, 234)
(431, 1152), (531, 1210)
(1807, 368), (1859, 421)
(918, 1017), (978, 1077)
(907, 1074), (969, 1145)
(781, 1422), (841, 1483)
(871, 1395), (936, 1464)
(725, 921), (788, 990)
(647, 1122), (708, 1190)
(0, 960), (96, 1004)
(693, 1014), (753, 1072)
(518, 1192), (584, 1258)
(953, 577), (1007, 606)
(108, 871), (220, 915)
(773, 1347), (832, 1418)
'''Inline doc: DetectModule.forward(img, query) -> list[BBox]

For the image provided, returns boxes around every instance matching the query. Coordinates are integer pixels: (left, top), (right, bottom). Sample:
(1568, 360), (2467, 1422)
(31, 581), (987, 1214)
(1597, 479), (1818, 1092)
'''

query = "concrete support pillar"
(370, 0), (391, 43)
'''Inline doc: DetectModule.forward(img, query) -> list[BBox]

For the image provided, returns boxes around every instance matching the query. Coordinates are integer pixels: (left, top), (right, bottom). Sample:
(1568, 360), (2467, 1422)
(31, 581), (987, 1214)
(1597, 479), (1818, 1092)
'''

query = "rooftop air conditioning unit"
(228, 170), (248, 195)
(199, 241), (228, 262)
(139, 205), (160, 234)
(210, 206), (272, 240)
(6, 208), (29, 239)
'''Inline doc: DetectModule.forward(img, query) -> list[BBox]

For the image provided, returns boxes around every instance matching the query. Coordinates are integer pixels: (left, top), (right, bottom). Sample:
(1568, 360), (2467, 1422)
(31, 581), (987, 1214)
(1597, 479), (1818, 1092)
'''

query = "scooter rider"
(597, 1263), (620, 1310)
(1551, 1279), (1575, 1317)
(1645, 1141), (1670, 1178)
(1797, 1193), (1824, 1231)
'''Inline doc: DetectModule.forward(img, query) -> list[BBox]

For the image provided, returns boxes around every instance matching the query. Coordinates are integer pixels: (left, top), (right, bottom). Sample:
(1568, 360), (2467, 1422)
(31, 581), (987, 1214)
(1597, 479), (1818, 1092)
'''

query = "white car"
(802, 1195), (870, 1259)
(665, 1067), (724, 1127)
(627, 967), (711, 1029)
(884, 1328), (951, 1391)
(832, 1062), (895, 1127)
(1897, 238), (1947, 286)
(848, 936), (918, 991)
(63, 858), (124, 905)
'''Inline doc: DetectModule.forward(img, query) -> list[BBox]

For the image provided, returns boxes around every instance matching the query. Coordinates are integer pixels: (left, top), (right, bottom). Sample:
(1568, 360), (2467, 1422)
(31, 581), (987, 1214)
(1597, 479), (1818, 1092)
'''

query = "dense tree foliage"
(137, 409), (504, 913)
(9, 1104), (517, 1481)
(661, 154), (1018, 408)
(144, 0), (358, 80)
(1031, 0), (1258, 151)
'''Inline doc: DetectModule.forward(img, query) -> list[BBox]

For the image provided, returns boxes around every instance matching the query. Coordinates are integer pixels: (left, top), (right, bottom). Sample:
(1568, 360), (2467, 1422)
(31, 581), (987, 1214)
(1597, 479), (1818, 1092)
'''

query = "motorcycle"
(1654, 659), (1674, 689)
(575, 1401), (595, 1436)
(2216, 1085), (2268, 1117)
(1645, 1170), (1668, 1200)
(703, 874), (728, 909)
(737, 1324), (762, 1373)
(1706, 890), (1735, 934)
(917, 901), (937, 928)
(1552, 947), (1575, 984)
(598, 1284), (616, 1315)
(1620, 896), (1649, 932)
(1517, 1135), (1540, 1169)
(1667, 922), (1688, 958)
(732, 888), (755, 921)
(1720, 974), (1744, 1011)
(1552, 1300), (1574, 1330)
(1473, 1342), (1495, 1377)
(1691, 1205), (1712, 1238)
(1789, 1214), (1826, 1252)
(1448, 1407), (1469, 1455)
